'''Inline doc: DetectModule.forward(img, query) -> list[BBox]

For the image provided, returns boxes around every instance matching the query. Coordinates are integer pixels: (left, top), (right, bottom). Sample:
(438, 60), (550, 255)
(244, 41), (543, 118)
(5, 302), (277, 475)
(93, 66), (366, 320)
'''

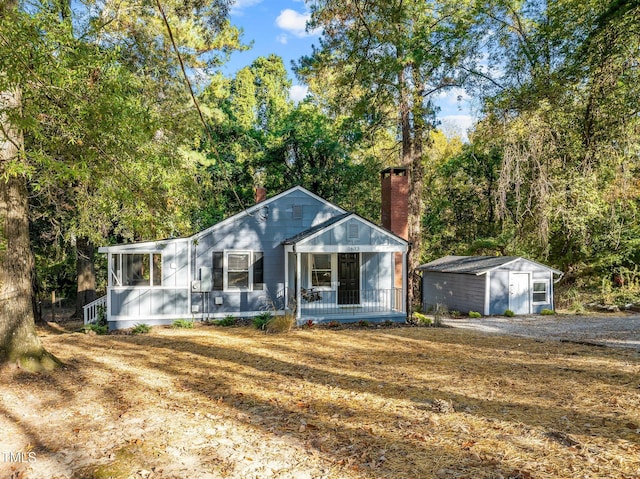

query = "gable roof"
(281, 212), (408, 247)
(99, 186), (347, 253)
(417, 255), (562, 275)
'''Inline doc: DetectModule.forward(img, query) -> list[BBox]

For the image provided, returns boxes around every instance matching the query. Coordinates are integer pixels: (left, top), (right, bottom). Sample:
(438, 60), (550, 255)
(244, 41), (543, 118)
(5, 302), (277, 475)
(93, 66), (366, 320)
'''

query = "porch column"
(296, 252), (302, 321)
(402, 250), (407, 313)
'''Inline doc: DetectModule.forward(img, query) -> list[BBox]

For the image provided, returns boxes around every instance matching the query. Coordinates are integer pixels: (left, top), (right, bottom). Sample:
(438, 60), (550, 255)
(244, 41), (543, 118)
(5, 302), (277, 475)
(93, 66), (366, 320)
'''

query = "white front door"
(510, 273), (530, 314)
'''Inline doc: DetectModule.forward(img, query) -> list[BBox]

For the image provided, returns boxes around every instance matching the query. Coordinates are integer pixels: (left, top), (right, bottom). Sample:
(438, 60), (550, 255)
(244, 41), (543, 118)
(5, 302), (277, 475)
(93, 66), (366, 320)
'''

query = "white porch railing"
(83, 295), (107, 325)
(299, 288), (403, 316)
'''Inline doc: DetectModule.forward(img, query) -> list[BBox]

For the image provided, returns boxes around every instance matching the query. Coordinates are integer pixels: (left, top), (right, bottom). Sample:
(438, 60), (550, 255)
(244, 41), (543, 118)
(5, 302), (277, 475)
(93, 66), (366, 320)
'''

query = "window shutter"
(212, 252), (223, 291)
(253, 252), (264, 289)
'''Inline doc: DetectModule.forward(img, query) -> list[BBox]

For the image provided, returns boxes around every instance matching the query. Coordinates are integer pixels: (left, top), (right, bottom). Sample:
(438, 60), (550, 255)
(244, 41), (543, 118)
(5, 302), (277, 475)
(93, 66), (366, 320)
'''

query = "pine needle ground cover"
(1, 324), (639, 479)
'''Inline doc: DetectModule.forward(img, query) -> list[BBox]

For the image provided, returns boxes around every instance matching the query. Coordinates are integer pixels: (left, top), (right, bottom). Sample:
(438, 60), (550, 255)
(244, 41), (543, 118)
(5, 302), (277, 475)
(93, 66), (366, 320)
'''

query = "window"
(112, 253), (162, 287)
(227, 252), (250, 289)
(532, 280), (549, 303)
(311, 254), (332, 288)
(216, 251), (263, 291)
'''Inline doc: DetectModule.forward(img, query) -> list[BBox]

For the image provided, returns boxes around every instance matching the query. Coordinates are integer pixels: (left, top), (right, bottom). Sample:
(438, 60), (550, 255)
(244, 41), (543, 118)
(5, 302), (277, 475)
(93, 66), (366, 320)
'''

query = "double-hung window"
(310, 254), (333, 289)
(532, 280), (549, 303)
(214, 251), (264, 291)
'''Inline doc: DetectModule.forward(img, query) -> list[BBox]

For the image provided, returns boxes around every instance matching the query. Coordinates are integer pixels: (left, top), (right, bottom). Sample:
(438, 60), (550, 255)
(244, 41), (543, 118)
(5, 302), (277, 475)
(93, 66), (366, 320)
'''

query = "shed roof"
(417, 255), (562, 276)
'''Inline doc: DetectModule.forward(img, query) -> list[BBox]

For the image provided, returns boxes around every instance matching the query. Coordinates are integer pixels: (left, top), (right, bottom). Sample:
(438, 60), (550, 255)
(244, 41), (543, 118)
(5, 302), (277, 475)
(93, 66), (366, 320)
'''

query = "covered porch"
(282, 213), (408, 324)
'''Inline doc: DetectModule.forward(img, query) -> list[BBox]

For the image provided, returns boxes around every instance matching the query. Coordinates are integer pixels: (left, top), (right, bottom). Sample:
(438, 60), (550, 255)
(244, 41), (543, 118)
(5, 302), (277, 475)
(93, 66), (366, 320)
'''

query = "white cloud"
(230, 0), (262, 16)
(290, 85), (309, 102)
(439, 115), (475, 142)
(276, 8), (320, 37)
(276, 33), (289, 45)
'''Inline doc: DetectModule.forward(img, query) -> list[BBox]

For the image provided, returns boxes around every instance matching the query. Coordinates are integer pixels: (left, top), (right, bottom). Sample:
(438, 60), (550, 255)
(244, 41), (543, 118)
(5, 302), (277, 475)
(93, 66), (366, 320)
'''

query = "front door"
(338, 253), (360, 305)
(510, 273), (530, 314)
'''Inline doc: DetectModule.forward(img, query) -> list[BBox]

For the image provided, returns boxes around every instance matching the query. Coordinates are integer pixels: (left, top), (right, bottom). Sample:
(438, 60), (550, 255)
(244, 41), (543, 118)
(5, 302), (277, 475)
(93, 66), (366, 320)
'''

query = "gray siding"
(308, 218), (404, 247)
(489, 271), (509, 314)
(192, 190), (343, 316)
(422, 272), (485, 314)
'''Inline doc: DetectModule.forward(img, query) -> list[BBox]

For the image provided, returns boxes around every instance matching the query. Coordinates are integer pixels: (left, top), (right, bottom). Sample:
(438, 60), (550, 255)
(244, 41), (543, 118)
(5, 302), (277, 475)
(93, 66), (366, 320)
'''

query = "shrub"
(468, 311), (482, 318)
(504, 309), (515, 317)
(83, 323), (108, 335)
(357, 320), (370, 328)
(265, 314), (295, 334)
(253, 312), (273, 330)
(212, 316), (236, 327)
(302, 319), (314, 329)
(131, 323), (151, 334)
(172, 319), (194, 329)
(449, 310), (461, 318)
(326, 320), (341, 328)
(413, 312), (432, 326)
(541, 308), (555, 315)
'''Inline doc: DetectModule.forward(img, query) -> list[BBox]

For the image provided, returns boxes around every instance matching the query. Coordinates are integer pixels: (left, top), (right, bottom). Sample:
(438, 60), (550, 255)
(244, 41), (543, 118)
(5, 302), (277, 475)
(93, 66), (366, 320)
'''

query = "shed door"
(509, 273), (530, 314)
(338, 253), (360, 305)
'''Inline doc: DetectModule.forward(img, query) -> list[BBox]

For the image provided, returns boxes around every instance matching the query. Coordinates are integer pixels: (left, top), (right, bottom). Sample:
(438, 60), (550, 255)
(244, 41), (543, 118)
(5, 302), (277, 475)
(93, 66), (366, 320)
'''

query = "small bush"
(413, 312), (432, 326)
(504, 309), (515, 317)
(83, 323), (108, 335)
(253, 312), (273, 330)
(357, 320), (370, 328)
(265, 314), (295, 334)
(172, 319), (194, 329)
(302, 319), (314, 329)
(131, 323), (151, 334)
(541, 308), (555, 315)
(326, 320), (341, 329)
(468, 311), (482, 318)
(212, 316), (236, 327)
(449, 310), (461, 318)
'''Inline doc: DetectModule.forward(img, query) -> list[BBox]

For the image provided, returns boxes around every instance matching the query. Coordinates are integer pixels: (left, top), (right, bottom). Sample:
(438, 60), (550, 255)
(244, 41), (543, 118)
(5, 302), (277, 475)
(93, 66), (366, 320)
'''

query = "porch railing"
(83, 295), (107, 325)
(299, 288), (403, 316)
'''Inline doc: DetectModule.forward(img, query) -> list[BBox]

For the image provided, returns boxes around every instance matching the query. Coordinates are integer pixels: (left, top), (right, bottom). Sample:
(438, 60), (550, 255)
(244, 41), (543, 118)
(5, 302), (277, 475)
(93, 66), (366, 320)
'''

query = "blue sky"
(226, 0), (475, 139)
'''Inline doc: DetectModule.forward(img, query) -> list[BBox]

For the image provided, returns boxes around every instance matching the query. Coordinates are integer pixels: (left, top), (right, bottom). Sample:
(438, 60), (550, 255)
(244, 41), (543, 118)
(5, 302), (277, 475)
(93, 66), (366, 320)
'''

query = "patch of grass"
(468, 311), (482, 318)
(541, 308), (555, 315)
(131, 323), (151, 334)
(253, 312), (273, 330)
(172, 319), (194, 329)
(504, 309), (515, 317)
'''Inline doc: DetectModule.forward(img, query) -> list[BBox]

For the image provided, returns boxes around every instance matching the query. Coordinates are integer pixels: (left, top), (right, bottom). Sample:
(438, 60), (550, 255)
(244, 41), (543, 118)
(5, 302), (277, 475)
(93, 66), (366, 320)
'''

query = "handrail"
(83, 295), (107, 325)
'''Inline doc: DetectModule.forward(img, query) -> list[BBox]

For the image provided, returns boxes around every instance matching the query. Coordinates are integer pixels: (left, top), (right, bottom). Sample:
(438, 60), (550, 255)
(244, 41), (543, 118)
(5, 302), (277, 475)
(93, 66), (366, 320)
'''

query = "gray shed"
(417, 256), (563, 316)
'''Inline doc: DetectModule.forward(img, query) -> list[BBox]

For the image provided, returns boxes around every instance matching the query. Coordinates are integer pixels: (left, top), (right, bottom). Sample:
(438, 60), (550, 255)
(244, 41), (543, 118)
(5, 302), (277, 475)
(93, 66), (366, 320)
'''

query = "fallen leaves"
(0, 324), (639, 479)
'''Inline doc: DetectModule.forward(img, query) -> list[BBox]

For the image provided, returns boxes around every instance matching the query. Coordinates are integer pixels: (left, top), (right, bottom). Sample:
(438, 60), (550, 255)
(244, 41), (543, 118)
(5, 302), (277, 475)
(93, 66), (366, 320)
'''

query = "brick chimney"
(255, 186), (267, 204)
(381, 167), (408, 240)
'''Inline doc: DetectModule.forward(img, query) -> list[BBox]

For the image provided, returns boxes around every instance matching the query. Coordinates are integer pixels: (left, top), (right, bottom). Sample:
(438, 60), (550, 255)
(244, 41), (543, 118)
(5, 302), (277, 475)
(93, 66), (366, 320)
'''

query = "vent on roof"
(292, 205), (303, 220)
(348, 223), (359, 239)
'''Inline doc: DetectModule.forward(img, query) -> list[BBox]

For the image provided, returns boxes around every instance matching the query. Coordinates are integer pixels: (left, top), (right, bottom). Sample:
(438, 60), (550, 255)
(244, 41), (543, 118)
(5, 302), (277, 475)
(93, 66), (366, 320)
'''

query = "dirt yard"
(1, 321), (639, 479)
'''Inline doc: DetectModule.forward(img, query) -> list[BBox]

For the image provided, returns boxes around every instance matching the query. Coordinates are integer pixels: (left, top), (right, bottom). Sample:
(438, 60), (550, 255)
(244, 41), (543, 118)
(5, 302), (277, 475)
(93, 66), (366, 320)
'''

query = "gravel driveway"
(443, 313), (640, 350)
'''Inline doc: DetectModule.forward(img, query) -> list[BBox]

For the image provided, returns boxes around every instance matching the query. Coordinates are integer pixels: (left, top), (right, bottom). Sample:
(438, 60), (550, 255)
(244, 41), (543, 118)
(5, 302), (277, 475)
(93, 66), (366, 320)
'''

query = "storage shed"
(417, 256), (563, 316)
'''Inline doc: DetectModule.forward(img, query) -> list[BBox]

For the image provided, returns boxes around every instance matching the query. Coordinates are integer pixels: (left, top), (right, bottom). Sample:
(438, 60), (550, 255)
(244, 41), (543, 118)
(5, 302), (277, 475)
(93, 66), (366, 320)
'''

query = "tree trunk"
(75, 236), (96, 319)
(0, 86), (60, 371)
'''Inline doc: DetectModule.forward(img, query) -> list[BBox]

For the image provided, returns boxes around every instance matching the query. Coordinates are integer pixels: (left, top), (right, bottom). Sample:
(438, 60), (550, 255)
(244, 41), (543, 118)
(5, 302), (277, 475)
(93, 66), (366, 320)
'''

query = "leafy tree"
(297, 0), (476, 306)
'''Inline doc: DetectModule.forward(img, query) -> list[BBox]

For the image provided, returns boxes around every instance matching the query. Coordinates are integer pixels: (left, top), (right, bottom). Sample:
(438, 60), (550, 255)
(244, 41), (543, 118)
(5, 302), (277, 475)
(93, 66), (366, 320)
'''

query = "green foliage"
(413, 312), (432, 327)
(253, 312), (273, 330)
(83, 323), (108, 335)
(211, 316), (236, 327)
(504, 309), (515, 317)
(468, 311), (482, 318)
(131, 323), (151, 335)
(540, 309), (555, 316)
(356, 320), (370, 328)
(172, 319), (194, 329)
